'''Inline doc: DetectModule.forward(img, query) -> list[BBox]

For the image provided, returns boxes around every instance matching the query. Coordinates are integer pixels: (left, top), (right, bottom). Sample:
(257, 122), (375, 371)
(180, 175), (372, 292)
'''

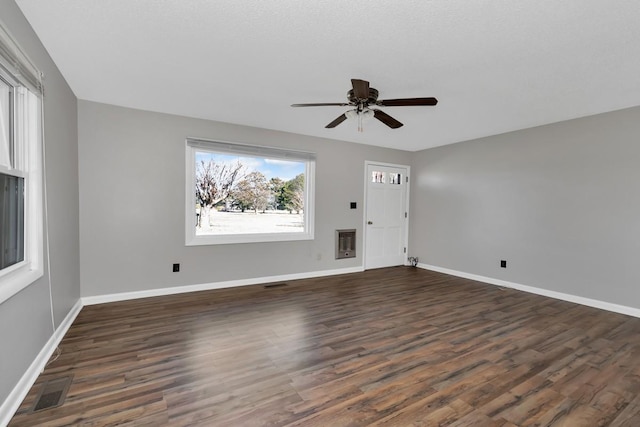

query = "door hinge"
(404, 247), (407, 253)
(405, 212), (407, 218)
(406, 176), (409, 183)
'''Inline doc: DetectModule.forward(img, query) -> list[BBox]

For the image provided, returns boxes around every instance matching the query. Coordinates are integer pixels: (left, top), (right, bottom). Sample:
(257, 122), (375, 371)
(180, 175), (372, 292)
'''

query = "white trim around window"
(0, 74), (43, 305)
(185, 138), (315, 246)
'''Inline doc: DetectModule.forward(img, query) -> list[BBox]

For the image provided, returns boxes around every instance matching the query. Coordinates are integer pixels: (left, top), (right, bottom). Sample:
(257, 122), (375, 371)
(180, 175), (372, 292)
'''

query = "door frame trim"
(363, 160), (411, 270)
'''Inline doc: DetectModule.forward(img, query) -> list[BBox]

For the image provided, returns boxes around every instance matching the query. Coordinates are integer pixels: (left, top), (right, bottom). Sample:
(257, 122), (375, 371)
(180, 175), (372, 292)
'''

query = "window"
(371, 171), (385, 184)
(186, 139), (315, 245)
(0, 172), (25, 270)
(0, 25), (44, 304)
(390, 173), (402, 185)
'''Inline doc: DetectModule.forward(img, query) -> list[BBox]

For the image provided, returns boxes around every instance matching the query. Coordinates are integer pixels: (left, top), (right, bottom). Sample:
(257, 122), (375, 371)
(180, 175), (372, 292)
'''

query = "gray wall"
(0, 0), (80, 408)
(409, 106), (640, 308)
(4, 0), (639, 410)
(78, 100), (411, 297)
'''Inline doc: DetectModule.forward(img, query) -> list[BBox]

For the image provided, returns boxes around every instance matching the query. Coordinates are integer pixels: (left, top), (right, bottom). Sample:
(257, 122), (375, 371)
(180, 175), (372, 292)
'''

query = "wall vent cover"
(336, 229), (356, 259)
(264, 283), (288, 289)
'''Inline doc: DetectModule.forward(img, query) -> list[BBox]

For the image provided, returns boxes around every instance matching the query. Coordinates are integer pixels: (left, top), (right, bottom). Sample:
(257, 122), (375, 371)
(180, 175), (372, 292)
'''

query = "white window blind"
(0, 78), (10, 168)
(0, 18), (43, 95)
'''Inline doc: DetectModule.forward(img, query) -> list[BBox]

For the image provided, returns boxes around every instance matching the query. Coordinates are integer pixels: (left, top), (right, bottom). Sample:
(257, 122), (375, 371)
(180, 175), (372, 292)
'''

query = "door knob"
(367, 221), (373, 225)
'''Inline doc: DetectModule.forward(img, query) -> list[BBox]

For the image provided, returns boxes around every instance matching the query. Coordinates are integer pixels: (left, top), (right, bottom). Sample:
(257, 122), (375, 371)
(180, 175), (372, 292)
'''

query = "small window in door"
(389, 173), (402, 185)
(371, 171), (385, 184)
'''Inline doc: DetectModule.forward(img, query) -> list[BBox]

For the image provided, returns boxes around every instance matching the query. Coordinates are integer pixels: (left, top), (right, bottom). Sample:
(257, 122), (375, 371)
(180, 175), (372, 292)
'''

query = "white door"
(364, 163), (409, 269)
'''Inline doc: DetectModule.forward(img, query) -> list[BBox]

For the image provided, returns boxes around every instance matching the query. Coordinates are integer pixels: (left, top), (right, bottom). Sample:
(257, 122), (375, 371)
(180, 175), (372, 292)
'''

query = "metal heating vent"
(32, 376), (73, 412)
(336, 229), (356, 259)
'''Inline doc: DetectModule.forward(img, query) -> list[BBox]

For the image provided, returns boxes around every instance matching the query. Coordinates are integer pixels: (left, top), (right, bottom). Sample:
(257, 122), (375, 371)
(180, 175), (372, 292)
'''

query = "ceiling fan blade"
(373, 109), (403, 129)
(377, 97), (438, 107)
(291, 102), (350, 107)
(351, 79), (370, 100)
(325, 114), (348, 128)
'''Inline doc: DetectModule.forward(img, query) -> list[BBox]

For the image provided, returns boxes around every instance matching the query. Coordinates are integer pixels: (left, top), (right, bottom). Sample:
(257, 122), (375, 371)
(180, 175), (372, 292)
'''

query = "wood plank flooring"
(9, 267), (640, 426)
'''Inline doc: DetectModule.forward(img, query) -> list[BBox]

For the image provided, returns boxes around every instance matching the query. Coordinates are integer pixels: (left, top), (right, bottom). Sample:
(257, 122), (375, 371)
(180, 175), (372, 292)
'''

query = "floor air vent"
(264, 283), (287, 289)
(32, 375), (73, 412)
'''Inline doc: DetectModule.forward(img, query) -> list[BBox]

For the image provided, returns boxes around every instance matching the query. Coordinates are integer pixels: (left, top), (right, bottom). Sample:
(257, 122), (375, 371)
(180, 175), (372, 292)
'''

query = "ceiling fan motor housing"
(348, 88), (379, 105)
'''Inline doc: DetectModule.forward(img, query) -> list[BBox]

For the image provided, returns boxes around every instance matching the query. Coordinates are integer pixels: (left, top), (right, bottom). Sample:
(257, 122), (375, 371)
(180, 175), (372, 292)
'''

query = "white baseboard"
(82, 266), (365, 306)
(418, 263), (640, 318)
(0, 299), (83, 427)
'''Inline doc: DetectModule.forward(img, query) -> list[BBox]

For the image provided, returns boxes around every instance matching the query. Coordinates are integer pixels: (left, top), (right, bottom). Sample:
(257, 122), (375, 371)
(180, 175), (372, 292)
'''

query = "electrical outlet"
(173, 263), (180, 272)
(500, 260), (507, 268)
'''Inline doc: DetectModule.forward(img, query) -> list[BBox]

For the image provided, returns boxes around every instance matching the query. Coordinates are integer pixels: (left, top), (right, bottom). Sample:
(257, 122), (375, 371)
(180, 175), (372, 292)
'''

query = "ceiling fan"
(291, 79), (437, 131)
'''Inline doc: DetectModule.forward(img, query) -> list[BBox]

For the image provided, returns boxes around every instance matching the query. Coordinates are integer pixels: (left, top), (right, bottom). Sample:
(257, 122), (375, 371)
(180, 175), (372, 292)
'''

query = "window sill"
(186, 231), (314, 246)
(0, 265), (43, 304)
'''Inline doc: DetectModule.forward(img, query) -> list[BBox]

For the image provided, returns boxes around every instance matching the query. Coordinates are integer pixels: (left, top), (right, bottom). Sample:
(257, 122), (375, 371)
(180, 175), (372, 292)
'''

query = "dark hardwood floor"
(9, 267), (640, 426)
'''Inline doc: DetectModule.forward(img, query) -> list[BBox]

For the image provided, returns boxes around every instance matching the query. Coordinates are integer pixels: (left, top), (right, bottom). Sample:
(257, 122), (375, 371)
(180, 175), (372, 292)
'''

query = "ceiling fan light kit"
(292, 79), (437, 131)
(345, 108), (375, 132)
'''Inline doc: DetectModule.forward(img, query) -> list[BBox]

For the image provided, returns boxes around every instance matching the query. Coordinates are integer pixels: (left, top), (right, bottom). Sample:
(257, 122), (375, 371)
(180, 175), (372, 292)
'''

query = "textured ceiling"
(15, 0), (640, 151)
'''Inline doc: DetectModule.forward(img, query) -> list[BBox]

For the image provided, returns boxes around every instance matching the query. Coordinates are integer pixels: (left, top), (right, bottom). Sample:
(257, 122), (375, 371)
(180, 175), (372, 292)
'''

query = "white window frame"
(185, 138), (315, 245)
(0, 67), (43, 304)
